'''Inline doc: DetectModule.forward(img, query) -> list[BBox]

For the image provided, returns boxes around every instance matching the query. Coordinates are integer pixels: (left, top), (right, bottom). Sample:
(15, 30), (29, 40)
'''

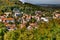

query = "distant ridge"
(19, 0), (60, 7)
(37, 4), (60, 7)
(25, 3), (60, 7)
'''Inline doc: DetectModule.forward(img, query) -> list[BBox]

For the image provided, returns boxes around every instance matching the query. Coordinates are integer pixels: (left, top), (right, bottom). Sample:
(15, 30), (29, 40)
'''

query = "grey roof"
(13, 8), (20, 13)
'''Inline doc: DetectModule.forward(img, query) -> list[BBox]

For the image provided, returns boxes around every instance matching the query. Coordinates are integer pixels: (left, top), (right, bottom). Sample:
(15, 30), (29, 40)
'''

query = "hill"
(0, 0), (60, 14)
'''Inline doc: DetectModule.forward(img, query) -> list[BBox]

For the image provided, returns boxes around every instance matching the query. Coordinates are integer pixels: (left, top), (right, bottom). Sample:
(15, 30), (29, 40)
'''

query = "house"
(4, 12), (12, 17)
(27, 23), (38, 30)
(13, 10), (22, 17)
(53, 11), (60, 19)
(17, 18), (22, 23)
(29, 22), (37, 27)
(3, 18), (15, 23)
(0, 16), (2, 22)
(0, 15), (6, 22)
(21, 14), (28, 23)
(8, 24), (16, 31)
(35, 11), (42, 16)
(13, 8), (22, 17)
(41, 17), (49, 22)
(5, 24), (11, 30)
(25, 14), (32, 22)
(34, 15), (41, 22)
(14, 12), (21, 17)
(22, 19), (27, 24)
(27, 25), (33, 30)
(0, 16), (5, 19)
(35, 11), (42, 21)
(27, 22), (38, 30)
(5, 23), (16, 31)
(19, 23), (26, 29)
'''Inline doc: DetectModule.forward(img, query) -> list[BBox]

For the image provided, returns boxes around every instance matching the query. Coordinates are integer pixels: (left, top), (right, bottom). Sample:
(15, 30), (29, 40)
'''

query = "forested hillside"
(0, 0), (60, 14)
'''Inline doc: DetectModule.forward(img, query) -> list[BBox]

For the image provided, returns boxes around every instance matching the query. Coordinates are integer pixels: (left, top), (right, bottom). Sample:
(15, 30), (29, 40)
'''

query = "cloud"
(20, 0), (60, 4)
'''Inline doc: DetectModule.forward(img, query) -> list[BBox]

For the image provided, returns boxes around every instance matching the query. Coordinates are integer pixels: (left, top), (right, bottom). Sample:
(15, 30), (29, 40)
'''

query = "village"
(0, 0), (60, 40)
(0, 8), (60, 31)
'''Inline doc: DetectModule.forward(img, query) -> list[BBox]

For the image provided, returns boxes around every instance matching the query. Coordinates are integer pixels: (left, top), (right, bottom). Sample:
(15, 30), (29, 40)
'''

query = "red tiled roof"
(3, 18), (14, 20)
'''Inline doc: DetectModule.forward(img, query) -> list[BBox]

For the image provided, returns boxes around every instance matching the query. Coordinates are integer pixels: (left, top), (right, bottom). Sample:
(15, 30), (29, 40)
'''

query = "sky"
(20, 0), (60, 4)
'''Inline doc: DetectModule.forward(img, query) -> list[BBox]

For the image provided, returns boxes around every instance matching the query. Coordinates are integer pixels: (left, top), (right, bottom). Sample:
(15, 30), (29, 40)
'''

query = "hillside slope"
(0, 0), (60, 14)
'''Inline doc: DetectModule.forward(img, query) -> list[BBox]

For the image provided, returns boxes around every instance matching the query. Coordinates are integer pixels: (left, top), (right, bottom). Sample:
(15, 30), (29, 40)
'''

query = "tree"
(4, 31), (19, 40)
